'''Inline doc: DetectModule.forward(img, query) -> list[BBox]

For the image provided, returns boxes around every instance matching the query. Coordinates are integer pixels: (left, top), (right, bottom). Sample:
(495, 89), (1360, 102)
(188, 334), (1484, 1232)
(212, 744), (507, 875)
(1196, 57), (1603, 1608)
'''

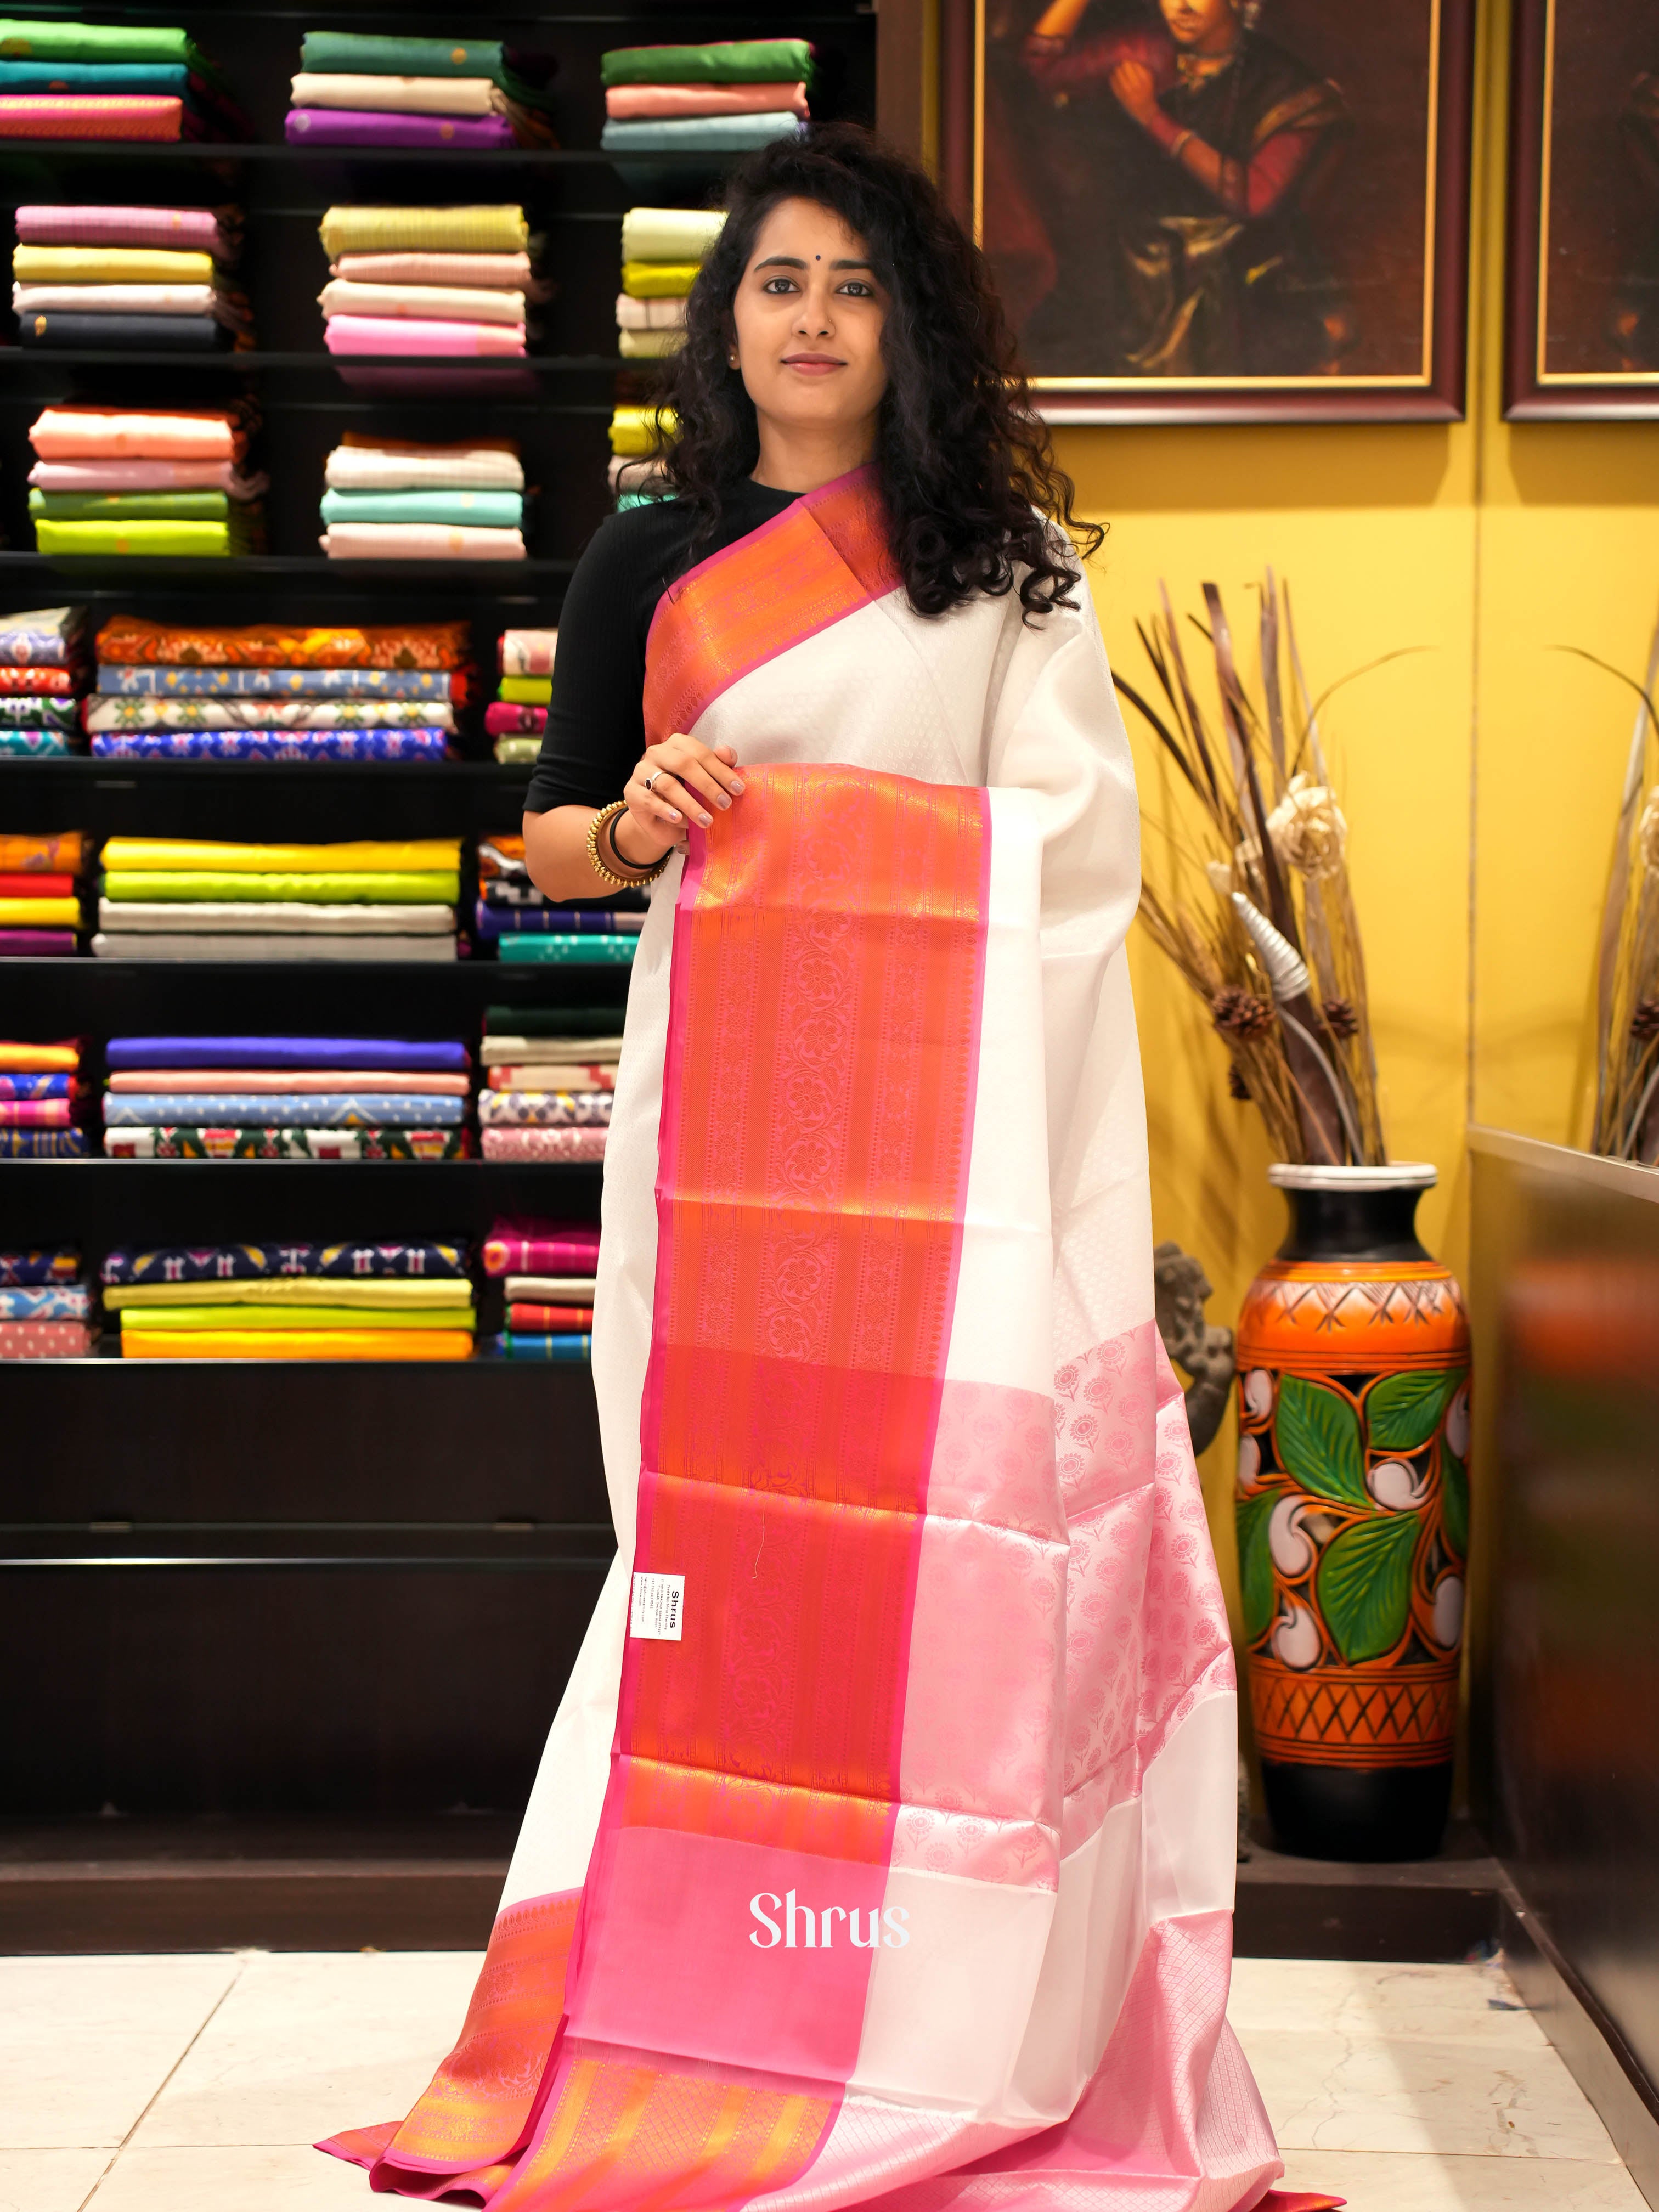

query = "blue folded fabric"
(98, 665), (453, 699)
(0, 1071), (71, 1099)
(0, 1283), (91, 1319)
(90, 728), (450, 762)
(486, 1331), (592, 1361)
(101, 1239), (470, 1286)
(0, 59), (195, 93)
(0, 1245), (81, 1288)
(105, 1036), (470, 1072)
(473, 901), (643, 938)
(601, 114), (801, 153)
(103, 1092), (467, 1127)
(320, 489), (524, 527)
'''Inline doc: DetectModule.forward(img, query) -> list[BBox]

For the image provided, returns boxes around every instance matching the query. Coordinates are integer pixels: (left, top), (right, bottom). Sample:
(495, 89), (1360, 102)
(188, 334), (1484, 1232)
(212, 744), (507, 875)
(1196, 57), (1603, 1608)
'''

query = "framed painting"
(1506, 0), (1659, 419)
(939, 0), (1476, 423)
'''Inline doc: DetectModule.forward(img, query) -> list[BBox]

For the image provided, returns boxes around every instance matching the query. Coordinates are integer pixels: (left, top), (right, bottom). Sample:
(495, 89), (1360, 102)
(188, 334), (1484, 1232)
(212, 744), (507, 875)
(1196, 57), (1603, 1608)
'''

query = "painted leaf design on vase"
(1274, 1374), (1367, 1508)
(1440, 1442), (1470, 1562)
(1316, 1509), (1421, 1663)
(1365, 1366), (1467, 1453)
(1236, 1488), (1278, 1640)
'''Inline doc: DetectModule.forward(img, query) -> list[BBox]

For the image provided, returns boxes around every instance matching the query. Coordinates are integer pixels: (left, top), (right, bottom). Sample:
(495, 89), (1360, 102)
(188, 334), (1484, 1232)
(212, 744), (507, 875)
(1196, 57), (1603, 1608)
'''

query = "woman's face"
(730, 196), (889, 440)
(1160, 0), (1240, 52)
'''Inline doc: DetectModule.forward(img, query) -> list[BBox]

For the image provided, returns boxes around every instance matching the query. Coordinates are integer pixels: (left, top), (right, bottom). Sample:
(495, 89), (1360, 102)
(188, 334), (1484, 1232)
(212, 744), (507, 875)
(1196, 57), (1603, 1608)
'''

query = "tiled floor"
(0, 1951), (1647, 2212)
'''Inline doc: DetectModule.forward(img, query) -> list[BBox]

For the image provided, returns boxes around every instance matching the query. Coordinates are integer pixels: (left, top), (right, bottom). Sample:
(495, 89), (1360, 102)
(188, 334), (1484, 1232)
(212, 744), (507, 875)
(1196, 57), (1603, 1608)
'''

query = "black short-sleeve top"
(523, 479), (798, 816)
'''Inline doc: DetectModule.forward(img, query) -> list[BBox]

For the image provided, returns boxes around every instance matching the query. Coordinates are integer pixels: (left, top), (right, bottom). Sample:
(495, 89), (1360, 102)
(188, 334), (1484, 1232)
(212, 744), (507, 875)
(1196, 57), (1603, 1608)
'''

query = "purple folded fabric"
(285, 108), (515, 149)
(106, 1035), (470, 1073)
(91, 728), (453, 762)
(0, 929), (78, 956)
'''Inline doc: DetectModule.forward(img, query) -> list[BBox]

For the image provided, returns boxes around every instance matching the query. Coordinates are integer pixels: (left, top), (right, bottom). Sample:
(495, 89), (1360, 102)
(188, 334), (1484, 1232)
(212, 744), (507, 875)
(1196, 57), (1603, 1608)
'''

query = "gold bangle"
(586, 799), (669, 889)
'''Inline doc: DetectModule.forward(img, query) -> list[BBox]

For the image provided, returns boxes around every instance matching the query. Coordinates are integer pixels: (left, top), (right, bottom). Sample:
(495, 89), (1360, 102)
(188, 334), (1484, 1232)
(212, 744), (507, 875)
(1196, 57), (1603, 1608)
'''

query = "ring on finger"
(643, 769), (662, 792)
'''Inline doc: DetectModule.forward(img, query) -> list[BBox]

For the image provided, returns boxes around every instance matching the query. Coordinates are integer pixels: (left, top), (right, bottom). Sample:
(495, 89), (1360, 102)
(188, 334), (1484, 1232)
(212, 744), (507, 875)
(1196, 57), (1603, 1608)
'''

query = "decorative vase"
(1235, 1164), (1471, 1861)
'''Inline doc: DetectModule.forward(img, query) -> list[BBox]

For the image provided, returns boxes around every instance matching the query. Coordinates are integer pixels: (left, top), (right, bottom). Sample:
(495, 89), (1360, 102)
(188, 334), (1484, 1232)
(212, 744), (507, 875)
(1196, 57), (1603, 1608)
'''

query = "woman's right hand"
(614, 732), (746, 864)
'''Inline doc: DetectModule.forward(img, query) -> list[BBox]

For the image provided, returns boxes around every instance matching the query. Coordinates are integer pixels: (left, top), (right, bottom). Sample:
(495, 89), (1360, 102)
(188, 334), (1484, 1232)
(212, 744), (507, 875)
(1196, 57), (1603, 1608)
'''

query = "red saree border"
(641, 465), (901, 747)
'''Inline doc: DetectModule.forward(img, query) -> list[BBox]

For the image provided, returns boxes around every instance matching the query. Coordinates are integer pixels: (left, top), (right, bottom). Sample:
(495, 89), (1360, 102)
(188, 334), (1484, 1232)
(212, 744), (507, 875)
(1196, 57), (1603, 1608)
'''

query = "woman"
(322, 124), (1306, 2212)
(1018, 0), (1350, 376)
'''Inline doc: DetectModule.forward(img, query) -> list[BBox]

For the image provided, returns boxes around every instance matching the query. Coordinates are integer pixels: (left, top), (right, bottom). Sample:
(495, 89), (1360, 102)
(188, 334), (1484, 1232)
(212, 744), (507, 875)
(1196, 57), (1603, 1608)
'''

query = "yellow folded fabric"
(123, 1305), (470, 1330)
(622, 260), (703, 298)
(610, 405), (676, 456)
(0, 898), (79, 925)
(100, 837), (461, 873)
(319, 206), (529, 258)
(498, 675), (551, 704)
(121, 1329), (475, 1361)
(106, 1277), (475, 1310)
(14, 244), (215, 285)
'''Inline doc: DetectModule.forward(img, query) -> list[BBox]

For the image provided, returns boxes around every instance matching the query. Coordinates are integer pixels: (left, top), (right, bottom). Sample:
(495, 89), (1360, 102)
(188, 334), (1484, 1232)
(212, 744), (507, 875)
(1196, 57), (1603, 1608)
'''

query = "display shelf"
(0, 351), (622, 374)
(0, 554), (580, 583)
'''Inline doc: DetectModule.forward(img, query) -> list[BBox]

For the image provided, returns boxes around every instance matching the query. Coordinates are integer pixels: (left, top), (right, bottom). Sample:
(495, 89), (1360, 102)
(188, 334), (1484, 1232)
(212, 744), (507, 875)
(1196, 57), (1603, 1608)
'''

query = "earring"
(727, 352), (740, 369)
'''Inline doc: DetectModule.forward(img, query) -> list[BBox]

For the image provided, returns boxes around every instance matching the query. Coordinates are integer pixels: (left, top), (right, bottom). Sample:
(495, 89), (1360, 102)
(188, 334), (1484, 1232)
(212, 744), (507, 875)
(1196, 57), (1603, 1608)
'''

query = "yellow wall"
(1044, 0), (1659, 1661)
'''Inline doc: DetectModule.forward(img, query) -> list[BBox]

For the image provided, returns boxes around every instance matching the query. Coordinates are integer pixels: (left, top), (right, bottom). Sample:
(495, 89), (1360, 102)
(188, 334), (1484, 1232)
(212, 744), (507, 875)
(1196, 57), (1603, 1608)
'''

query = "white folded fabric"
(504, 1276), (599, 1302)
(333, 250), (535, 289)
(621, 208), (726, 262)
(481, 1035), (624, 1065)
(92, 933), (458, 962)
(615, 294), (687, 331)
(607, 453), (670, 495)
(321, 522), (526, 561)
(13, 283), (246, 322)
(290, 72), (501, 116)
(619, 328), (684, 360)
(98, 899), (456, 934)
(84, 698), (455, 732)
(319, 279), (527, 326)
(324, 443), (524, 492)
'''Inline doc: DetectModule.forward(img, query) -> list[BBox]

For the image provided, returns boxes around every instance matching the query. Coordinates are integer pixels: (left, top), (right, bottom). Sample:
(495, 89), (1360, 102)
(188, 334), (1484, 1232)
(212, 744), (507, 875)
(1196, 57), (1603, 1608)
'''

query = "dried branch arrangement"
(1117, 575), (1389, 1167)
(1583, 610), (1659, 1161)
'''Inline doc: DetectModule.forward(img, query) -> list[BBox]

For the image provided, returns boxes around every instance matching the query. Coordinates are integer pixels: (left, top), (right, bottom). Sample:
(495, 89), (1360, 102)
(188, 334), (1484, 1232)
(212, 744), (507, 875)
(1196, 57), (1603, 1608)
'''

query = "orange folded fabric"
(605, 82), (809, 119)
(30, 405), (244, 460)
(122, 1328), (475, 1361)
(96, 617), (470, 670)
(0, 834), (84, 874)
(0, 1041), (81, 1071)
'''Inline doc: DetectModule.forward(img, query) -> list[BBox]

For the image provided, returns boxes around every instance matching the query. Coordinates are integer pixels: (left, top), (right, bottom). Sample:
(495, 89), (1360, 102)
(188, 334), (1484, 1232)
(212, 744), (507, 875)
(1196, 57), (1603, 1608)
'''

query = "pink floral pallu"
(321, 470), (1329, 2212)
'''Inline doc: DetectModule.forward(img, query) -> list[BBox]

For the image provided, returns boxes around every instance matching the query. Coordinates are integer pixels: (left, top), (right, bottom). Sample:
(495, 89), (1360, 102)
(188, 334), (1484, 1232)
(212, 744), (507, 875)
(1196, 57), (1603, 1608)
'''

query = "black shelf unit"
(0, 0), (878, 1824)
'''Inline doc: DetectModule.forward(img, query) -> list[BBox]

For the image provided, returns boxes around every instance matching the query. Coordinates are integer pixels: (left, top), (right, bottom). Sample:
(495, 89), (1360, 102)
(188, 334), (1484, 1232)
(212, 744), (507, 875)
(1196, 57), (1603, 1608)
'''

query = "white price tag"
(630, 1571), (685, 1641)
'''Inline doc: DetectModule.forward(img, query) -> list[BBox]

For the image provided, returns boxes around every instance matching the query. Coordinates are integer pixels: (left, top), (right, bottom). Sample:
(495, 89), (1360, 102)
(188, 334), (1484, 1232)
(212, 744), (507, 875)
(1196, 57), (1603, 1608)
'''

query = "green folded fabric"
(601, 38), (813, 88)
(297, 31), (555, 109)
(101, 871), (460, 904)
(34, 518), (247, 557)
(319, 488), (522, 527)
(31, 489), (232, 522)
(0, 19), (210, 69)
(125, 1304), (471, 1331)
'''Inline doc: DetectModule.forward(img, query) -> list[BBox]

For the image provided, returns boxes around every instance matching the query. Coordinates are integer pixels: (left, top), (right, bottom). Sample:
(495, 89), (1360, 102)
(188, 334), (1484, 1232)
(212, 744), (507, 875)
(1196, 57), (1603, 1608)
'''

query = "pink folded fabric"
(334, 251), (533, 289)
(0, 1320), (92, 1357)
(30, 407), (242, 460)
(0, 94), (192, 142)
(605, 82), (809, 119)
(321, 522), (527, 561)
(323, 315), (526, 358)
(29, 458), (268, 496)
(0, 1098), (72, 1127)
(15, 204), (235, 257)
(105, 1069), (470, 1095)
(482, 1126), (607, 1161)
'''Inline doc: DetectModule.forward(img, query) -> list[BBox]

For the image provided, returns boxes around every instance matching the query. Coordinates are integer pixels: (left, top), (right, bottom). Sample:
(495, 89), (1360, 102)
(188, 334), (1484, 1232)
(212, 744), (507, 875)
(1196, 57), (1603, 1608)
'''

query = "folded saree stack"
(27, 403), (265, 557)
(475, 830), (645, 961)
(614, 205), (725, 364)
(478, 1006), (622, 1162)
(486, 626), (555, 762)
(0, 18), (249, 142)
(315, 204), (538, 370)
(0, 831), (86, 958)
(92, 837), (463, 963)
(86, 614), (467, 763)
(14, 202), (251, 354)
(609, 404), (676, 508)
(600, 38), (810, 171)
(99, 1036), (475, 1161)
(481, 1214), (598, 1360)
(0, 1036), (88, 1157)
(104, 1234), (476, 1357)
(288, 30), (557, 151)
(321, 433), (527, 559)
(0, 1240), (94, 1356)
(0, 608), (87, 756)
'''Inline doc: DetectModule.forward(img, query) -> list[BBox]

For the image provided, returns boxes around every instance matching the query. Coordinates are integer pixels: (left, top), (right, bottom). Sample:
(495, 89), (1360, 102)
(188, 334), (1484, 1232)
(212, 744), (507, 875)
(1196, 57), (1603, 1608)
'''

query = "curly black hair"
(653, 121), (1103, 623)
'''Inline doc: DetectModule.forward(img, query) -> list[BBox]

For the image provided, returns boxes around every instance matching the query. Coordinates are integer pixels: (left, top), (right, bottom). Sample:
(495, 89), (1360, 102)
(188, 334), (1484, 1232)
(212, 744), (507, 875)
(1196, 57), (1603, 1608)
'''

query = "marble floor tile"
(0, 2148), (115, 2212)
(1229, 1959), (1550, 2049)
(0, 1956), (243, 2151)
(75, 2143), (371, 2211)
(128, 1950), (483, 2149)
(1276, 2148), (1652, 2212)
(1242, 2027), (1621, 2160)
